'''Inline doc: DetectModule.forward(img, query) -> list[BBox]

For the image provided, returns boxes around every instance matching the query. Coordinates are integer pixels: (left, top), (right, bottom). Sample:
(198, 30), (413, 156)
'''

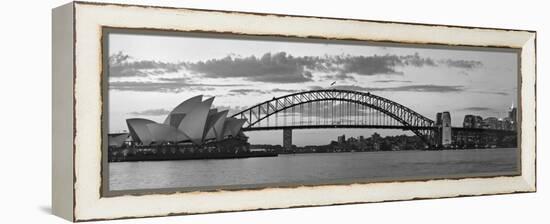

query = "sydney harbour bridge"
(231, 89), (516, 150)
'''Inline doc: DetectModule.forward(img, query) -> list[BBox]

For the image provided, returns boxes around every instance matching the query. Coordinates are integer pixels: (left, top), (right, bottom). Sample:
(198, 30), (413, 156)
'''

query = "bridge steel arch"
(231, 89), (436, 146)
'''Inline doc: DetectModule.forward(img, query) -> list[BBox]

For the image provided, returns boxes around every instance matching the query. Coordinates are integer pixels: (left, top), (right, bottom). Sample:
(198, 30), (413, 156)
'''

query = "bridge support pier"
(283, 128), (292, 152)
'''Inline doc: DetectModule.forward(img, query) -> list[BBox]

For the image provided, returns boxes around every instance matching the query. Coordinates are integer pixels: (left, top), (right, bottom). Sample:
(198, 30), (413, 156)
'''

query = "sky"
(107, 32), (518, 146)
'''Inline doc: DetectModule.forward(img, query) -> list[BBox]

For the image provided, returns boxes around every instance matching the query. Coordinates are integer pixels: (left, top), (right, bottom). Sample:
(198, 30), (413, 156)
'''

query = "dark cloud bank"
(108, 52), (483, 93)
(185, 52), (314, 83)
(109, 52), (181, 78)
(459, 107), (494, 112)
(182, 52), (480, 83)
(309, 84), (465, 93)
(109, 51), (483, 83)
(227, 88), (302, 96)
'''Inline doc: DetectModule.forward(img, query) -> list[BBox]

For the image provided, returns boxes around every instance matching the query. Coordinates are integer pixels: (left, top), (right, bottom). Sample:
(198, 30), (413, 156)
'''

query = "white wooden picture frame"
(52, 1), (536, 221)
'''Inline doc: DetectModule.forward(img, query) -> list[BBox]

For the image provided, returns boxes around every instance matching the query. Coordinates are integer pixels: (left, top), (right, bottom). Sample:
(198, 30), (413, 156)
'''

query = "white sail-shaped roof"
(167, 113), (186, 128)
(201, 108), (220, 138)
(223, 118), (247, 138)
(125, 95), (247, 146)
(203, 110), (228, 141)
(126, 118), (156, 145)
(177, 97), (214, 145)
(208, 109), (218, 116)
(146, 123), (190, 143)
(163, 95), (203, 127)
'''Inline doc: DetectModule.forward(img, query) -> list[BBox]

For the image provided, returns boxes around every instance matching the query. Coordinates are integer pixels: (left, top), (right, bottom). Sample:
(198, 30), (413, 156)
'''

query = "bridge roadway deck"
(243, 125), (516, 135)
(243, 125), (436, 131)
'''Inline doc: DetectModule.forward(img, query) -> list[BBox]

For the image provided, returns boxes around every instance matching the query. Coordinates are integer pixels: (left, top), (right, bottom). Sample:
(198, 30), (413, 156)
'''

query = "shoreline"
(109, 151), (278, 163)
(109, 147), (516, 163)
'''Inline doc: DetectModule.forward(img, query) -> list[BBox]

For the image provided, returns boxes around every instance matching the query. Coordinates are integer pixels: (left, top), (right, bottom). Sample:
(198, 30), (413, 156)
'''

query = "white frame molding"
(52, 1), (536, 221)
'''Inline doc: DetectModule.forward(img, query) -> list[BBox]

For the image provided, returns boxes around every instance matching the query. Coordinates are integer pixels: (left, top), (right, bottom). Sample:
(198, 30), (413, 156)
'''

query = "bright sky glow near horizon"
(107, 32), (518, 146)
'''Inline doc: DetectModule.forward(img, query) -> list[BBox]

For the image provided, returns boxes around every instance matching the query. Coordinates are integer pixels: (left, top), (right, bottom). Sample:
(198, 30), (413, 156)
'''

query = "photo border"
(101, 27), (523, 197)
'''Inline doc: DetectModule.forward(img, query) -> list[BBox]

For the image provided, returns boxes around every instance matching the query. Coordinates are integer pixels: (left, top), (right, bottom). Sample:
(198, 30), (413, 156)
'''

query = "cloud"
(472, 90), (509, 96)
(332, 53), (439, 76)
(329, 85), (371, 92)
(335, 54), (405, 75)
(128, 105), (250, 117)
(128, 108), (171, 116)
(110, 81), (211, 93)
(110, 51), (483, 84)
(330, 84), (465, 93)
(109, 52), (182, 77)
(333, 53), (439, 76)
(184, 52), (316, 83)
(460, 107), (494, 111)
(228, 89), (268, 96)
(439, 59), (483, 69)
(182, 52), (482, 83)
(373, 80), (412, 83)
(109, 77), (243, 93)
(320, 73), (357, 82)
(400, 53), (438, 67)
(387, 85), (464, 92)
(212, 105), (249, 116)
(309, 85), (324, 90)
(270, 88), (301, 93)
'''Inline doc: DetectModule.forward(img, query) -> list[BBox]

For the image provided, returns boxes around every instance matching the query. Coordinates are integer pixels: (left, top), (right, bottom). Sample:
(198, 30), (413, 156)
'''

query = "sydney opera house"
(108, 95), (249, 152)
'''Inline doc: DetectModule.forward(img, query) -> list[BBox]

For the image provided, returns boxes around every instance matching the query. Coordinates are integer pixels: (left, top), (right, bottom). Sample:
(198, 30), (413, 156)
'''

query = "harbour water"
(109, 148), (519, 191)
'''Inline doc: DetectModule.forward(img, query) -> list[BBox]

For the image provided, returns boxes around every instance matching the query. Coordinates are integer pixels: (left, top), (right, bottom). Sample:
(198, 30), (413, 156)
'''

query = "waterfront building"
(122, 95), (247, 146)
(483, 117), (498, 129)
(371, 132), (381, 151)
(508, 105), (517, 121)
(108, 133), (130, 148)
(337, 134), (346, 144)
(462, 105), (517, 131)
(508, 105), (517, 131)
(463, 115), (475, 128)
(463, 115), (484, 128)
(496, 119), (505, 130)
(474, 116), (483, 128)
(502, 118), (513, 131)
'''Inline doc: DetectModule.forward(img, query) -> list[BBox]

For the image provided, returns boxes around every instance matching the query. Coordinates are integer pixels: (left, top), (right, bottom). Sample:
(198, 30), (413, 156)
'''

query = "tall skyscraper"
(441, 111), (452, 146)
(508, 105), (517, 131)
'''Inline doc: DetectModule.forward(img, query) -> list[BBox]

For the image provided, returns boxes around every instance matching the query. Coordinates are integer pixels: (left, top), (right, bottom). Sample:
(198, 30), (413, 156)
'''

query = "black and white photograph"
(2, 0), (544, 222)
(105, 29), (520, 192)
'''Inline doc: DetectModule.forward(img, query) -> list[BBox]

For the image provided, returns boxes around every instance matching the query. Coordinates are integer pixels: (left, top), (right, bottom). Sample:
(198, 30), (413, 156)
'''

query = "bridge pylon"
(283, 128), (292, 151)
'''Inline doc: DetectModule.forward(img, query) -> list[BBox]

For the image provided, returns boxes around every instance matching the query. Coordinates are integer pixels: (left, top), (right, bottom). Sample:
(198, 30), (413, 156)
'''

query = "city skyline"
(108, 32), (518, 146)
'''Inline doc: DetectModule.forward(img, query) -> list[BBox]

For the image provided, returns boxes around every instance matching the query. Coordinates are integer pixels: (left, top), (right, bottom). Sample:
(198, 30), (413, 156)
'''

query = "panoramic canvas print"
(105, 30), (519, 192)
